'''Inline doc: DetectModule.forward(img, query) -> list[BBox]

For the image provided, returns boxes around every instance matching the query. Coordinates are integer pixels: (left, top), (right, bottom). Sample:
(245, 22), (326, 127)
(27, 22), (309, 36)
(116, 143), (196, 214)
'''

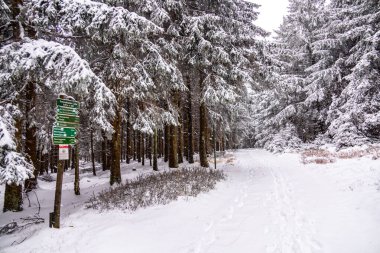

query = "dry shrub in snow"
(336, 146), (380, 160)
(86, 167), (226, 211)
(301, 149), (336, 164)
(301, 146), (380, 164)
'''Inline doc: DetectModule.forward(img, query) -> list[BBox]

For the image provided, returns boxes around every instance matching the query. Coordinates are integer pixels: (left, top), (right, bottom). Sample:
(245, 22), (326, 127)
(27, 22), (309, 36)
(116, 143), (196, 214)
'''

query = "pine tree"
(251, 0), (327, 151)
(319, 0), (380, 146)
(0, 0), (116, 209)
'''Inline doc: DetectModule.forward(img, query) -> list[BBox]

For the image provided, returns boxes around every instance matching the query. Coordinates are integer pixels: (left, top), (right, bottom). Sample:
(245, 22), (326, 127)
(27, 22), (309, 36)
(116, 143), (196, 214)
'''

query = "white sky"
(249, 0), (290, 36)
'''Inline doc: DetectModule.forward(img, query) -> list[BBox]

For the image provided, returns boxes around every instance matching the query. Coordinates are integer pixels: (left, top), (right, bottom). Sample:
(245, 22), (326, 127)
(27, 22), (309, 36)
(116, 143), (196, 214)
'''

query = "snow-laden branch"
(0, 0), (10, 27)
(0, 104), (34, 185)
(24, 0), (163, 42)
(0, 38), (116, 131)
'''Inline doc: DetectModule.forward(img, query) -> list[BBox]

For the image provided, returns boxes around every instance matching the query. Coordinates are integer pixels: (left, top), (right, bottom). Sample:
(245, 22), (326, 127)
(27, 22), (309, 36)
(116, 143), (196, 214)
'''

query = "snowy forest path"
(2, 149), (380, 253)
(185, 149), (323, 253)
(264, 159), (322, 253)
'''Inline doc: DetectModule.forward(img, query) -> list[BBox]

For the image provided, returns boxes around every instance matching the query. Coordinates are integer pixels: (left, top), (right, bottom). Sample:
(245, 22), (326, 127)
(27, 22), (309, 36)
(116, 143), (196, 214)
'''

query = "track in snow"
(265, 168), (321, 253)
(186, 150), (322, 253)
(2, 149), (380, 253)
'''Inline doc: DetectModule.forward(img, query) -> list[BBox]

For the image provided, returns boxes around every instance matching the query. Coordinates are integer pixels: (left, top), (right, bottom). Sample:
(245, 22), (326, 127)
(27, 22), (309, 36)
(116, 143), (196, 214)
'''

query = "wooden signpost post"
(50, 97), (79, 229)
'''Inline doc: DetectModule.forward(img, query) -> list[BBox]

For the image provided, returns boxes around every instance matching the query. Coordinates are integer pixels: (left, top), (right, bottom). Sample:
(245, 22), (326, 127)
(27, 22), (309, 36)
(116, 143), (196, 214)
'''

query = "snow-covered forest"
(253, 0), (380, 151)
(0, 0), (379, 252)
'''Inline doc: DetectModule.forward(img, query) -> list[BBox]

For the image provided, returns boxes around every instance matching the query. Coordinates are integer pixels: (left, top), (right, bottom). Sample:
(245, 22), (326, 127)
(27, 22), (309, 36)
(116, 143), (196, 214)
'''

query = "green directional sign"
(56, 114), (80, 124)
(57, 107), (78, 116)
(54, 99), (79, 145)
(53, 127), (77, 138)
(57, 99), (79, 109)
(54, 121), (79, 129)
(53, 137), (76, 145)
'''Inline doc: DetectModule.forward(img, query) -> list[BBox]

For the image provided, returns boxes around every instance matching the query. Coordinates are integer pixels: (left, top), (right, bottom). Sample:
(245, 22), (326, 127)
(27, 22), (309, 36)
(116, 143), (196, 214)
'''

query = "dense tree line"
(250, 0), (380, 151)
(0, 0), (266, 212)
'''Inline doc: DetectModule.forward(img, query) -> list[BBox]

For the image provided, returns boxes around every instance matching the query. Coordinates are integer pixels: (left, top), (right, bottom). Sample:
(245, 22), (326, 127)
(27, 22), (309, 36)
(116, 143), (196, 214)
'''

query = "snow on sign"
(58, 145), (69, 160)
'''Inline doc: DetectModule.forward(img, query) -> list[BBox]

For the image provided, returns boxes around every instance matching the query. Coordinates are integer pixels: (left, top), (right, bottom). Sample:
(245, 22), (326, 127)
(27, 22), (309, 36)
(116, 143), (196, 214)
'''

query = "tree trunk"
(183, 109), (188, 161)
(107, 139), (112, 169)
(149, 134), (152, 166)
(153, 128), (158, 171)
(199, 102), (209, 167)
(90, 129), (96, 176)
(50, 148), (54, 173)
(213, 124), (217, 170)
(44, 153), (49, 174)
(37, 149), (42, 175)
(141, 132), (145, 166)
(186, 75), (194, 164)
(3, 183), (23, 212)
(70, 146), (74, 170)
(164, 125), (170, 162)
(67, 146), (71, 171)
(126, 99), (132, 164)
(178, 97), (184, 164)
(169, 124), (178, 168)
(133, 130), (137, 161)
(126, 113), (132, 164)
(121, 123), (124, 163)
(221, 131), (225, 151)
(158, 130), (163, 158)
(25, 82), (38, 191)
(74, 143), (80, 195)
(10, 0), (23, 41)
(110, 109), (122, 185)
(101, 131), (107, 171)
(53, 160), (64, 228)
(137, 130), (141, 163)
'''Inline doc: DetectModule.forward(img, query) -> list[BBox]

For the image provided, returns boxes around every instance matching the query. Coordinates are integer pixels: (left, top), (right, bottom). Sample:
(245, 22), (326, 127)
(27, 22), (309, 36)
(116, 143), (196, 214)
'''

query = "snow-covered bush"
(0, 104), (34, 185)
(86, 168), (226, 211)
(265, 124), (302, 153)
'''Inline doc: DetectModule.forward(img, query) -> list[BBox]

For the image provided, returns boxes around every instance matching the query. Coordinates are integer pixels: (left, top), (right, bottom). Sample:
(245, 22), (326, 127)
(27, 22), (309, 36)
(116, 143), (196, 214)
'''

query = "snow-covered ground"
(1, 149), (380, 253)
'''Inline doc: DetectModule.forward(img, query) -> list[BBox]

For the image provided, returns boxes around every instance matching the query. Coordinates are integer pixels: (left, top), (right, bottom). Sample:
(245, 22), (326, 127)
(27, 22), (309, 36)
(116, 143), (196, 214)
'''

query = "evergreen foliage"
(251, 0), (380, 150)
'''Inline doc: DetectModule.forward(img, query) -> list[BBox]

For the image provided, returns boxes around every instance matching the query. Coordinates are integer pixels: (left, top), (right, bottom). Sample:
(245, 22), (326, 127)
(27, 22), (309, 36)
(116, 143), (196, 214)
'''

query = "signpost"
(51, 96), (80, 229)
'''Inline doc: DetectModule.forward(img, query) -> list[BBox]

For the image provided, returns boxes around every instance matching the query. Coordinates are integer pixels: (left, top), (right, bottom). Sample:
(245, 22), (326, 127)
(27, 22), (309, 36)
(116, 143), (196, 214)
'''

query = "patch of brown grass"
(301, 145), (380, 164)
(209, 152), (235, 165)
(210, 157), (235, 165)
(336, 146), (380, 160)
(226, 157), (235, 164)
(301, 149), (335, 165)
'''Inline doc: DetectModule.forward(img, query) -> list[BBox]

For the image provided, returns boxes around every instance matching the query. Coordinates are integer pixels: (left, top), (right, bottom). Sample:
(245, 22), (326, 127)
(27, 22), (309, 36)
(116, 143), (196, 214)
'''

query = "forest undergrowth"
(86, 167), (226, 211)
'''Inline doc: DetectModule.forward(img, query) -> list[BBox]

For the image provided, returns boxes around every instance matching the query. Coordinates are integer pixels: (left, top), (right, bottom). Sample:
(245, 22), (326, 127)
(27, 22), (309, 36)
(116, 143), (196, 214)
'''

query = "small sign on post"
(58, 145), (69, 160)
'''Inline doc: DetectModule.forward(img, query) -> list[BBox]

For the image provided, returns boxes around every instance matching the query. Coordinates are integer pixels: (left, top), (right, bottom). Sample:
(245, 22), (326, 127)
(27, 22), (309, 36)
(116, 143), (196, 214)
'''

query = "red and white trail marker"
(58, 145), (69, 160)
